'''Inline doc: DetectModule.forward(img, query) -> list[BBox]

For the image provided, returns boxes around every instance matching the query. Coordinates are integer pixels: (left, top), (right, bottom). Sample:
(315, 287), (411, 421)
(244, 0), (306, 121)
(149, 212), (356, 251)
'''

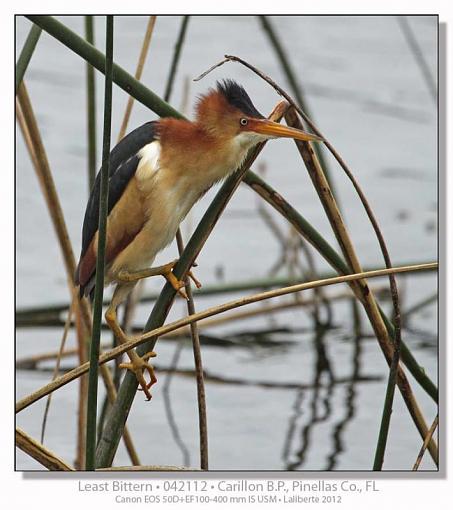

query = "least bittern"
(75, 80), (322, 400)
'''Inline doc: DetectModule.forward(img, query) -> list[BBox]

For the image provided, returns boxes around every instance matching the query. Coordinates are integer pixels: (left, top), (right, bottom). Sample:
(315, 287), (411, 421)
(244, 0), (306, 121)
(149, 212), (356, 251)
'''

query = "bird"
(75, 79), (322, 400)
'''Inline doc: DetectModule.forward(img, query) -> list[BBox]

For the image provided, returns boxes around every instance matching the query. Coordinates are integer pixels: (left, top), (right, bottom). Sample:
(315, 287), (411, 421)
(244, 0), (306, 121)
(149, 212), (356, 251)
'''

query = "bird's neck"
(158, 118), (251, 181)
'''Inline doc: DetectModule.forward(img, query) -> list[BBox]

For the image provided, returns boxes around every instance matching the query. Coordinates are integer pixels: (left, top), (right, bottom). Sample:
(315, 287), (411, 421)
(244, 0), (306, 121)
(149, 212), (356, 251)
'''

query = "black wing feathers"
(80, 121), (157, 260)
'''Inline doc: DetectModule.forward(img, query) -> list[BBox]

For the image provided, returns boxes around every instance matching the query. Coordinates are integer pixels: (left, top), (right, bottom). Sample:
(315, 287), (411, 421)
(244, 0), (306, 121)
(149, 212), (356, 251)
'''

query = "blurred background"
(16, 15), (437, 470)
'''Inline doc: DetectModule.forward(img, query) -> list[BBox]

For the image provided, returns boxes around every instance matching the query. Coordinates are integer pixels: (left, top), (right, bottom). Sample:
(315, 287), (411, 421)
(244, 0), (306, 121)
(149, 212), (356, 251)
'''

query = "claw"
(119, 351), (157, 401)
(187, 270), (202, 289)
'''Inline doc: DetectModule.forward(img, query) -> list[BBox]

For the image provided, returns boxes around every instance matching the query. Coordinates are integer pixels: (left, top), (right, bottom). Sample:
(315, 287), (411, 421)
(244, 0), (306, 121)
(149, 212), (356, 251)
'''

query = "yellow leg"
(117, 260), (202, 299)
(105, 284), (157, 400)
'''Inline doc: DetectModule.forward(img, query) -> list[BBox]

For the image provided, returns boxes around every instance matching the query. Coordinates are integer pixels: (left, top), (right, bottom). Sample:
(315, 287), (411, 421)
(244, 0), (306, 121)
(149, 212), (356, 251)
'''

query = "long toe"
(187, 270), (202, 289)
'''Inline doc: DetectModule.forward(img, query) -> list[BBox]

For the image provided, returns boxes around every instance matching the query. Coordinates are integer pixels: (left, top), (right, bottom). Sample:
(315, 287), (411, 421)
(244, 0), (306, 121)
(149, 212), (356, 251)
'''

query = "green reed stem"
(16, 23), (42, 94)
(85, 16), (97, 193)
(85, 15), (114, 471)
(26, 15), (182, 120)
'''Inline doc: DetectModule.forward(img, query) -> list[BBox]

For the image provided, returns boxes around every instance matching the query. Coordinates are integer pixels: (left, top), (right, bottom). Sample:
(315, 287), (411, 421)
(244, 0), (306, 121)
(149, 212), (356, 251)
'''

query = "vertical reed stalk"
(162, 13), (208, 470)
(85, 15), (114, 471)
(117, 16), (156, 141)
(396, 16), (436, 103)
(16, 23), (42, 94)
(163, 16), (190, 101)
(73, 300), (88, 467)
(96, 15), (157, 444)
(176, 231), (209, 469)
(85, 16), (97, 192)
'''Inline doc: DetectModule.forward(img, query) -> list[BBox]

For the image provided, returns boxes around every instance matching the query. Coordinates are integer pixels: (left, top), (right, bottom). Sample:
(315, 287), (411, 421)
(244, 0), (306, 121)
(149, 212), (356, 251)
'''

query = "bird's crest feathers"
(195, 79), (264, 122)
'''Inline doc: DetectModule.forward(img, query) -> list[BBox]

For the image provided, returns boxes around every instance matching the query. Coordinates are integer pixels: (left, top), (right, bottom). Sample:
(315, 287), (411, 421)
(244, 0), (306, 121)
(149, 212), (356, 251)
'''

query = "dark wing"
(75, 121), (158, 296)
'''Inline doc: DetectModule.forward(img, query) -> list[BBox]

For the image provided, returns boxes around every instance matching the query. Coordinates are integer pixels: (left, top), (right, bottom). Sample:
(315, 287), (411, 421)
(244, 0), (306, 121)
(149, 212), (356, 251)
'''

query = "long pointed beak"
(251, 119), (323, 142)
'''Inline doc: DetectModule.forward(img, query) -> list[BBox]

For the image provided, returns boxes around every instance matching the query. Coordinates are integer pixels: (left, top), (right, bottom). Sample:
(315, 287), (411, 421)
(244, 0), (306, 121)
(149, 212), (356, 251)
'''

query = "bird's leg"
(117, 260), (202, 300)
(105, 283), (157, 400)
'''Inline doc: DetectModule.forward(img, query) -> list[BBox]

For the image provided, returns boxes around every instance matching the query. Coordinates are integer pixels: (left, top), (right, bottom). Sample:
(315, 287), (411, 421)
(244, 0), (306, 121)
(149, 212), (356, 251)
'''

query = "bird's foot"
(119, 350), (157, 401)
(159, 260), (188, 299)
(161, 261), (202, 300)
(116, 261), (202, 300)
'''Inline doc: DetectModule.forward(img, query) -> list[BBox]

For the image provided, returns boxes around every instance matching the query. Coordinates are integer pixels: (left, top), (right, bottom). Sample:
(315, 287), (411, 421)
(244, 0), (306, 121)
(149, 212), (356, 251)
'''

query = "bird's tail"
(74, 262), (96, 301)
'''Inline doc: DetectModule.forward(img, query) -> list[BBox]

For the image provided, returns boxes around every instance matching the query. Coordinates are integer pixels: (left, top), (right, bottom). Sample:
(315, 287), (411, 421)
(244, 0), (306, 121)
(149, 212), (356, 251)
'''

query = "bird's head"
(195, 79), (322, 149)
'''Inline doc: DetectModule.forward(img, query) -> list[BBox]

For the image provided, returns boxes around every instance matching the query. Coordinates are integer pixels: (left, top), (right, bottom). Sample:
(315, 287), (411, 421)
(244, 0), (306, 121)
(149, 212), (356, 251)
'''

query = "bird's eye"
(240, 118), (248, 126)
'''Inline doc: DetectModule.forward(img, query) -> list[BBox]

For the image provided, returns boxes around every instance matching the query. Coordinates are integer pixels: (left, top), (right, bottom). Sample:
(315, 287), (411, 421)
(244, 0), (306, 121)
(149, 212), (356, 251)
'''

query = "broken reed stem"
(85, 15), (114, 471)
(16, 262), (436, 416)
(16, 428), (74, 471)
(15, 23), (42, 94)
(413, 414), (439, 470)
(73, 301), (87, 468)
(117, 16), (156, 141)
(85, 15), (97, 192)
(176, 230), (209, 470)
(285, 108), (435, 465)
